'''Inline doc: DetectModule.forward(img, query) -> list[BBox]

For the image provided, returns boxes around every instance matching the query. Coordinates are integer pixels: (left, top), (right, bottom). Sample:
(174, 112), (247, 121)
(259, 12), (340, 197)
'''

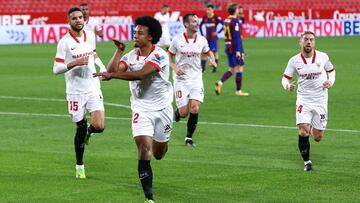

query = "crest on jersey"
(316, 62), (321, 67)
(152, 53), (165, 64)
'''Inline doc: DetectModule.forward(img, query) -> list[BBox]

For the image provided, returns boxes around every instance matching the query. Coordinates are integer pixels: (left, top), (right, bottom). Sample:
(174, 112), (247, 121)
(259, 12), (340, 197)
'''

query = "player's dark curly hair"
(67, 7), (82, 17)
(135, 16), (162, 44)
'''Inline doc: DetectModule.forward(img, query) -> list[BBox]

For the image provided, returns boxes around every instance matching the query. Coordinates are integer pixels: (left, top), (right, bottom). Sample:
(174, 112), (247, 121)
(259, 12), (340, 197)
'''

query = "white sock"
(76, 164), (84, 169)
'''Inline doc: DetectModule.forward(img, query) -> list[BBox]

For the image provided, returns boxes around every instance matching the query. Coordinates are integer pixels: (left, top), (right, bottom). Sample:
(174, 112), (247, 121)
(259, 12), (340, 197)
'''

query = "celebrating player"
(282, 30), (336, 171)
(93, 16), (173, 203)
(168, 13), (217, 147)
(53, 7), (106, 179)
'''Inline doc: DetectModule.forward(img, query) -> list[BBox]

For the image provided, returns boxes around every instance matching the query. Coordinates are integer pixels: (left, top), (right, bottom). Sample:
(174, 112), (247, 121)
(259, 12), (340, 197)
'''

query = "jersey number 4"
(297, 105), (303, 113)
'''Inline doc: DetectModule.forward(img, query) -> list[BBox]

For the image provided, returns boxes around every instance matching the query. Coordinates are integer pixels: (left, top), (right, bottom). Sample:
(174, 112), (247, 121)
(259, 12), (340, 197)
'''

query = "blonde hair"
(300, 30), (315, 38)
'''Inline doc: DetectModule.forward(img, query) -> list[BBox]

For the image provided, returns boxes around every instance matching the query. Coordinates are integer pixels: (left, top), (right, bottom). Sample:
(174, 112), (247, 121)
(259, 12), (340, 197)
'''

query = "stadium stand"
(0, 0), (359, 14)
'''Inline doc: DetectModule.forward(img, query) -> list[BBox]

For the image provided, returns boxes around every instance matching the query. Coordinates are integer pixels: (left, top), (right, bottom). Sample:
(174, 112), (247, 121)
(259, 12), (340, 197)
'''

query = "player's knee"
(313, 131), (324, 142)
(298, 128), (309, 137)
(179, 108), (189, 118)
(92, 123), (105, 133)
(190, 105), (199, 114)
(137, 143), (152, 159)
(154, 153), (164, 160)
(76, 119), (87, 128)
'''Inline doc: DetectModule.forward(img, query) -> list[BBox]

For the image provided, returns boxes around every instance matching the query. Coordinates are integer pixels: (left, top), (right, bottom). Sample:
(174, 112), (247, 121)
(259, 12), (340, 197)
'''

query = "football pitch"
(0, 36), (359, 203)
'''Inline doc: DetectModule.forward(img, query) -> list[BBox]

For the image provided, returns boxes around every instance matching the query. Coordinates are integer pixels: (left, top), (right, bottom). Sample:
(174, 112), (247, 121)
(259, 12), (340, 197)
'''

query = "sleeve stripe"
(326, 68), (336, 72)
(167, 50), (175, 56)
(283, 74), (292, 80)
(203, 49), (210, 55)
(147, 61), (161, 71)
(120, 60), (128, 70)
(55, 58), (65, 63)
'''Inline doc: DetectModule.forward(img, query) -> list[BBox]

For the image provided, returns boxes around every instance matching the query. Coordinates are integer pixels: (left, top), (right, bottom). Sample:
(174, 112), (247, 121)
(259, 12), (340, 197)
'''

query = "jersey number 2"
(133, 113), (139, 123)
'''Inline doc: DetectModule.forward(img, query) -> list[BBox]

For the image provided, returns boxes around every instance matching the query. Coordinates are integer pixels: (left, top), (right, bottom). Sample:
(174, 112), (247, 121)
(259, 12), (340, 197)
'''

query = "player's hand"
(76, 56), (89, 66)
(113, 39), (126, 51)
(210, 59), (217, 68)
(287, 81), (296, 91)
(174, 67), (185, 76)
(236, 52), (242, 60)
(323, 80), (332, 89)
(93, 72), (112, 80)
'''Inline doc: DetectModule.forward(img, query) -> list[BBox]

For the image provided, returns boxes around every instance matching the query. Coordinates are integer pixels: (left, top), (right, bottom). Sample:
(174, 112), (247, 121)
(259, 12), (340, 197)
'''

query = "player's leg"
(135, 136), (154, 201)
(86, 110), (105, 144)
(296, 104), (313, 171)
(85, 91), (105, 144)
(174, 81), (190, 122)
(212, 51), (219, 73)
(74, 118), (87, 178)
(234, 64), (249, 96)
(185, 99), (201, 147)
(215, 54), (236, 95)
(152, 104), (173, 159)
(132, 111), (156, 201)
(67, 94), (87, 178)
(311, 104), (327, 142)
(211, 41), (219, 73)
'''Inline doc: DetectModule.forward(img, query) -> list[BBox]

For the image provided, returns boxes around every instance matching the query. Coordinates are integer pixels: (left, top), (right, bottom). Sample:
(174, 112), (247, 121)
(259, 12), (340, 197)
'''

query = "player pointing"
(94, 16), (173, 203)
(282, 30), (336, 171)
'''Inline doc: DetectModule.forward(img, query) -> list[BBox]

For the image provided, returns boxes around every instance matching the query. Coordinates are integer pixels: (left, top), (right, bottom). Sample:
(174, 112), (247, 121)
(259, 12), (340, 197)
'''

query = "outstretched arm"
(93, 63), (158, 81)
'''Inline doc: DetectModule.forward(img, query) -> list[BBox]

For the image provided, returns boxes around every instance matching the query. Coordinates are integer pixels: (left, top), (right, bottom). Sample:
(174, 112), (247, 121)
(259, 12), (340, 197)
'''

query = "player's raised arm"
(107, 40), (126, 73)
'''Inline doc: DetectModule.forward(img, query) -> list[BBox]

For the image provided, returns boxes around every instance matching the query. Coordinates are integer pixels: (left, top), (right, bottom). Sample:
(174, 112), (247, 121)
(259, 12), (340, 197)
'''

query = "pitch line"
(0, 95), (130, 109)
(0, 111), (359, 134)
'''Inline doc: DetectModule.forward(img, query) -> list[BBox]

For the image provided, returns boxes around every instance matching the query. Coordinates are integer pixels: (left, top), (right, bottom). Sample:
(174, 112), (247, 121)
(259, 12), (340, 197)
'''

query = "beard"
(70, 23), (84, 32)
(303, 46), (312, 53)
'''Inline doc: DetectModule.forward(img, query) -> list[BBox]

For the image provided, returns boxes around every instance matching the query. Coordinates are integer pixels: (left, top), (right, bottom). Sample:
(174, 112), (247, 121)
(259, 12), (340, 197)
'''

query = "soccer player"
(80, 3), (104, 38)
(215, 3), (249, 96)
(238, 5), (245, 24)
(199, 4), (223, 73)
(281, 30), (336, 171)
(93, 16), (173, 203)
(53, 7), (107, 179)
(168, 13), (217, 147)
(154, 5), (171, 49)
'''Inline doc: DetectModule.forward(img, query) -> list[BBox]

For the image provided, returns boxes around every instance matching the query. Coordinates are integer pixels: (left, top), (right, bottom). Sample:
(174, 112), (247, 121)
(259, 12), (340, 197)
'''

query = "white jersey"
(54, 30), (100, 94)
(154, 12), (170, 36)
(120, 46), (173, 111)
(84, 17), (102, 33)
(283, 50), (335, 104)
(168, 32), (210, 81)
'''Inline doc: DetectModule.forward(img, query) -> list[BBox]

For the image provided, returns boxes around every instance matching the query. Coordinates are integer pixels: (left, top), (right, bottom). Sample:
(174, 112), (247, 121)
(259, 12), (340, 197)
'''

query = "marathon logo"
(72, 51), (94, 59)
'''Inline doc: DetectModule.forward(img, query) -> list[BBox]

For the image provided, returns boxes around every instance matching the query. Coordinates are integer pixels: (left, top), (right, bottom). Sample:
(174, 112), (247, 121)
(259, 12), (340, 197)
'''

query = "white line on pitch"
(1, 111), (359, 134)
(0, 95), (130, 109)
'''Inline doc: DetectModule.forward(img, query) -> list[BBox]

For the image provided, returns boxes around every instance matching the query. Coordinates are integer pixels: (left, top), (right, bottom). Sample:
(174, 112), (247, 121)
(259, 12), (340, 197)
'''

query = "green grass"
(0, 37), (359, 203)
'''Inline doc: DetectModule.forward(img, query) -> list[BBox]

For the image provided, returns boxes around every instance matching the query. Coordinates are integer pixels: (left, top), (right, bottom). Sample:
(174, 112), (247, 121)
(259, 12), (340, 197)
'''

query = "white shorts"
(296, 103), (327, 130)
(157, 33), (171, 47)
(66, 90), (104, 122)
(174, 79), (204, 108)
(131, 105), (173, 143)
